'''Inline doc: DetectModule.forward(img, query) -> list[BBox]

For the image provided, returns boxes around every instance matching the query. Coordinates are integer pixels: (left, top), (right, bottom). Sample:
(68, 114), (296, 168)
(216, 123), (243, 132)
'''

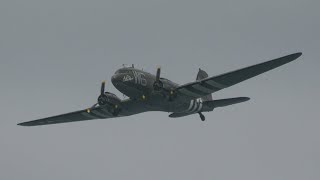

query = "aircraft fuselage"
(111, 67), (177, 97)
(111, 67), (194, 113)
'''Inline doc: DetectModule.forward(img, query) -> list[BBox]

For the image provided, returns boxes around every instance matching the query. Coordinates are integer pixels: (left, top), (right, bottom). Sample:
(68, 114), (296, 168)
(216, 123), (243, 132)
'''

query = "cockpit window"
(115, 69), (127, 74)
(160, 77), (170, 82)
(105, 92), (117, 97)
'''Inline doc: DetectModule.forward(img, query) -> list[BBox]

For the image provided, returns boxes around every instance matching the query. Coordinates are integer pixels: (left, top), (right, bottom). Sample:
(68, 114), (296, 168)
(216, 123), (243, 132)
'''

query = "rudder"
(196, 68), (212, 101)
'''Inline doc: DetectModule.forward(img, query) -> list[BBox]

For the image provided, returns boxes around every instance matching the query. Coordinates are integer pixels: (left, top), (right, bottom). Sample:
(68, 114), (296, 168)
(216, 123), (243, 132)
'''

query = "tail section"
(169, 69), (250, 121)
(169, 97), (250, 118)
(196, 68), (212, 101)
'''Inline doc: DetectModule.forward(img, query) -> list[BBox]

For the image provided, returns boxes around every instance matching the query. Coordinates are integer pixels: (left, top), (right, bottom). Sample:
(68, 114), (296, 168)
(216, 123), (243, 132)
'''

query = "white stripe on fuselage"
(195, 99), (203, 112)
(185, 98), (203, 113)
(190, 99), (199, 112)
(187, 99), (195, 111)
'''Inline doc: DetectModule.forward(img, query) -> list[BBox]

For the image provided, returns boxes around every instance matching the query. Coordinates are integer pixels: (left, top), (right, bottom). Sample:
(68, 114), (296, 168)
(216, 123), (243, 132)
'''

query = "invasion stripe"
(100, 108), (112, 116)
(206, 80), (226, 89)
(81, 112), (99, 119)
(179, 88), (199, 97)
(187, 100), (195, 112)
(196, 99), (203, 112)
(91, 110), (106, 118)
(192, 84), (213, 94)
(185, 86), (208, 96)
(198, 103), (203, 112)
(188, 99), (197, 112)
(190, 99), (200, 112)
(96, 108), (112, 117)
(92, 110), (109, 118)
(201, 82), (220, 91)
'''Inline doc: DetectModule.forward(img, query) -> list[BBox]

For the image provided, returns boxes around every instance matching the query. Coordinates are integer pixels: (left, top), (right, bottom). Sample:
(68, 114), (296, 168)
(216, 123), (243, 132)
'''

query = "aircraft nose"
(111, 74), (120, 85)
(112, 73), (134, 86)
(111, 73), (127, 86)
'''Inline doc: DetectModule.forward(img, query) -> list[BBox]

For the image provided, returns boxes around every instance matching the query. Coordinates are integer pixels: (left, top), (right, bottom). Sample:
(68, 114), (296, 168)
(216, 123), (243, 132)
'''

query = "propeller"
(153, 66), (163, 91)
(101, 81), (106, 95)
(98, 81), (109, 106)
(156, 66), (161, 82)
(87, 81), (122, 116)
(153, 66), (176, 100)
(87, 81), (107, 113)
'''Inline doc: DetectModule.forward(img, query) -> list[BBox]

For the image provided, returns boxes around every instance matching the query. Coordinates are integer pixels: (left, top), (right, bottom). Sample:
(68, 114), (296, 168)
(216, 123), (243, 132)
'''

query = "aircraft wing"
(176, 53), (302, 99)
(17, 106), (115, 126)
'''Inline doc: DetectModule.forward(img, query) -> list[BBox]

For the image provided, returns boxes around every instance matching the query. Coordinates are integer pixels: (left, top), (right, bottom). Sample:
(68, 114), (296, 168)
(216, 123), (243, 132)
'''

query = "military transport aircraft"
(18, 52), (302, 126)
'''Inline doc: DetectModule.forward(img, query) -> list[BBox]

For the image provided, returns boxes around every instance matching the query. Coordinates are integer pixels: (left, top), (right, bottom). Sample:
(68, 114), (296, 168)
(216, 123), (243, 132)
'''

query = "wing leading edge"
(17, 106), (115, 126)
(177, 52), (302, 99)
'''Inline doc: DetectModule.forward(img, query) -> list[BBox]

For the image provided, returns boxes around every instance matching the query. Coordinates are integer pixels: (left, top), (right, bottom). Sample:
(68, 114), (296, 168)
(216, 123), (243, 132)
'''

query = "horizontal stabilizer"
(169, 97), (249, 118)
(204, 97), (250, 108)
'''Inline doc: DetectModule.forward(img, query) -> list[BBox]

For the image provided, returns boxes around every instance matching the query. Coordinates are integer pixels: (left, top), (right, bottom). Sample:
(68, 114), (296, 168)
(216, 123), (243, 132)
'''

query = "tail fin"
(196, 68), (209, 80)
(196, 68), (212, 101)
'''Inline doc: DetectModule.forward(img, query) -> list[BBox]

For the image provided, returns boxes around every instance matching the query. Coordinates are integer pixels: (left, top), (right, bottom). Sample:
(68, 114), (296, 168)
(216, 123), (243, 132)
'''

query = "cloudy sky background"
(0, 0), (319, 179)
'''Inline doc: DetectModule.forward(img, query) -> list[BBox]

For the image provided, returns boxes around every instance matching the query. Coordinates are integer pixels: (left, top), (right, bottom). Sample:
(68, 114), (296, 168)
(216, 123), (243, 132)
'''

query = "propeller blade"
(156, 67), (161, 82)
(101, 81), (106, 95)
(90, 103), (99, 109)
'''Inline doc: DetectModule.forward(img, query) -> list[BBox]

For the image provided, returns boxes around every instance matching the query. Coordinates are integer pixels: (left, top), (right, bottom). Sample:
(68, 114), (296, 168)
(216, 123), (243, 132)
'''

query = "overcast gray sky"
(1, 0), (319, 179)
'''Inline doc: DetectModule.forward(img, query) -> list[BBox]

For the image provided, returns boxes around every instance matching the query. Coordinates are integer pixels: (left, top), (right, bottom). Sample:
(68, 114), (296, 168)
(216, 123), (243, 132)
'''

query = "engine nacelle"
(98, 92), (121, 108)
(97, 92), (122, 116)
(153, 80), (163, 91)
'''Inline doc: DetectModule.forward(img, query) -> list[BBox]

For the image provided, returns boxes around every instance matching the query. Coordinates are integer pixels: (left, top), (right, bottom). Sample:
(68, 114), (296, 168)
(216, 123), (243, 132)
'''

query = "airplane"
(18, 52), (302, 126)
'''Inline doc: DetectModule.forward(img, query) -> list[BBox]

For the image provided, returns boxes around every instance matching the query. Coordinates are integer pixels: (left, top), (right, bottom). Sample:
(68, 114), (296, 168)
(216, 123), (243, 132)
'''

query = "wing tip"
(290, 52), (302, 60)
(17, 121), (40, 126)
(240, 97), (250, 102)
(17, 122), (31, 126)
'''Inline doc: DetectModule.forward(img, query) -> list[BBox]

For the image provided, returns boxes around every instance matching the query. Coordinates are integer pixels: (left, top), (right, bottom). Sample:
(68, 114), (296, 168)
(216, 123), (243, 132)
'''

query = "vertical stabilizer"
(196, 68), (208, 80)
(196, 68), (213, 101)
